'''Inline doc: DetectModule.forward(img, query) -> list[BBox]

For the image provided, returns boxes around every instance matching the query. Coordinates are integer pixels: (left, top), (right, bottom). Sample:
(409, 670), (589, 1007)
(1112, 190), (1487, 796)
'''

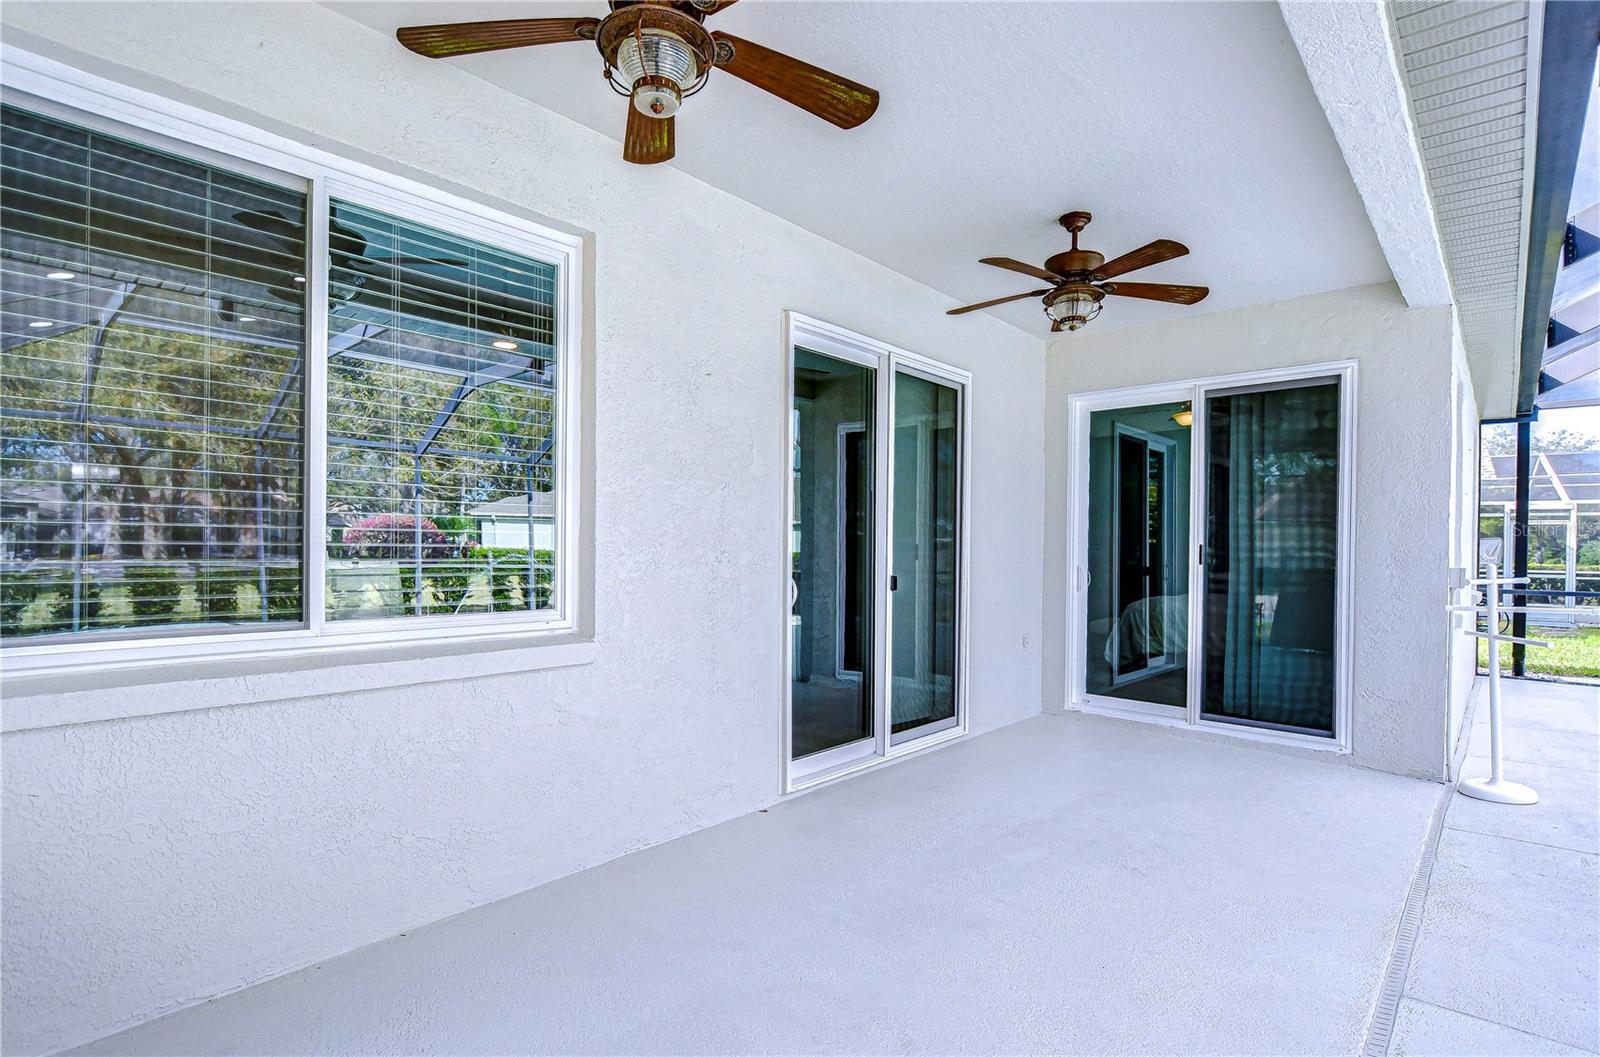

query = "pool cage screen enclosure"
(1, 101), (560, 643)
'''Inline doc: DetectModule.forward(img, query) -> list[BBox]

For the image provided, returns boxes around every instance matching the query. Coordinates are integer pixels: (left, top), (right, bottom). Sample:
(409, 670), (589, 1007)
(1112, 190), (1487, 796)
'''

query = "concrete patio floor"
(1392, 678), (1599, 1057)
(66, 710), (1444, 1056)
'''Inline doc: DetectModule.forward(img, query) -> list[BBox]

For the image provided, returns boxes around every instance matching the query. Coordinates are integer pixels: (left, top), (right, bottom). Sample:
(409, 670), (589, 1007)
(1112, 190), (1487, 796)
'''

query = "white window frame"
(781, 313), (973, 794)
(1064, 359), (1358, 755)
(0, 47), (587, 678)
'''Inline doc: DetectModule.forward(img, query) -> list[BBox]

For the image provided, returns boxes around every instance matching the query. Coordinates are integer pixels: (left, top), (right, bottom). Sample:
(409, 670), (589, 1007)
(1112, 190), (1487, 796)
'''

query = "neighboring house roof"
(467, 493), (557, 520)
(1481, 451), (1600, 505)
(0, 482), (69, 517)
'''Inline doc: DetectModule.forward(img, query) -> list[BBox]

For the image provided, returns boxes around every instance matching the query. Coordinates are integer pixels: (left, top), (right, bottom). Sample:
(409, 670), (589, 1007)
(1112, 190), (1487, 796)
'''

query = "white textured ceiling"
(327, 1), (1393, 336)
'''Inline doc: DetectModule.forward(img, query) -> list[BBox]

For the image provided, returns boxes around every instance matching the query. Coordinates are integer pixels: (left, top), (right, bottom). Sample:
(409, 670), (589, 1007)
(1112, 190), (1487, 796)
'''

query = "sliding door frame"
(1064, 359), (1357, 754)
(782, 313), (972, 793)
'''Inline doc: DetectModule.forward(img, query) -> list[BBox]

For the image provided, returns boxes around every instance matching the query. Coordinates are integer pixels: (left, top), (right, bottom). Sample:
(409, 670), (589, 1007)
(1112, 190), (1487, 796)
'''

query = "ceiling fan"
(235, 208), (467, 305)
(948, 211), (1209, 333)
(395, 1), (880, 165)
(234, 210), (545, 345)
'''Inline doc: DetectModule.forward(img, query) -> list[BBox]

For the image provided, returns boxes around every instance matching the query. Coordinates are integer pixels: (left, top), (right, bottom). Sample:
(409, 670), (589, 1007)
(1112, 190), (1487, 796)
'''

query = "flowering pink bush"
(341, 514), (450, 559)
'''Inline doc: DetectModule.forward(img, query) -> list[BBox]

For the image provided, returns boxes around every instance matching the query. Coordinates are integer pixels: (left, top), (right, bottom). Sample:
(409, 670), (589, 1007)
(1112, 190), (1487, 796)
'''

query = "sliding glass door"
(1084, 403), (1191, 711)
(1072, 369), (1349, 745)
(890, 369), (961, 744)
(791, 347), (877, 766)
(1200, 381), (1340, 735)
(787, 322), (968, 787)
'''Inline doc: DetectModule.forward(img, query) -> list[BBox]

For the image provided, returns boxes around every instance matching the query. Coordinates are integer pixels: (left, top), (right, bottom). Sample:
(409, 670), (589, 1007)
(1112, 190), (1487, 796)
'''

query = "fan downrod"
(1046, 210), (1104, 277)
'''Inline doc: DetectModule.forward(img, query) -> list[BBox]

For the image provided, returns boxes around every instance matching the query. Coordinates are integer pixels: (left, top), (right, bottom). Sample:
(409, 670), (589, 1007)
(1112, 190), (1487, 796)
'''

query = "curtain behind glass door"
(1201, 381), (1340, 735)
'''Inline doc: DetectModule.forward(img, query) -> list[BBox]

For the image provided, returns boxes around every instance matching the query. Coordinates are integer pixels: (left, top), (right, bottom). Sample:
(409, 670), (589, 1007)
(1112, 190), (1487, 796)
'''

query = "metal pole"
(1512, 420), (1531, 675)
(255, 452), (268, 620)
(70, 460), (85, 633)
(1567, 504), (1579, 612)
(1458, 560), (1540, 805)
(525, 461), (536, 611)
(414, 454), (424, 616)
(1485, 561), (1504, 784)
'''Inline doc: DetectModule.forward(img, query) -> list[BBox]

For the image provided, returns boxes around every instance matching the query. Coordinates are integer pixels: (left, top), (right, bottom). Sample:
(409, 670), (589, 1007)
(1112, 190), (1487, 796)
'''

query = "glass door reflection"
(791, 347), (876, 763)
(1085, 402), (1191, 710)
(890, 370), (960, 743)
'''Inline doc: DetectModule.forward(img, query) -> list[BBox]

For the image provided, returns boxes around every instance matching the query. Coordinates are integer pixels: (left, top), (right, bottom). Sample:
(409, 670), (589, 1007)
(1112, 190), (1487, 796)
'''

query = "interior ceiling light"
(1171, 403), (1193, 428)
(492, 339), (520, 351)
(27, 320), (53, 328)
(948, 210), (1210, 333)
(46, 271), (75, 280)
(395, 1), (880, 166)
(237, 316), (257, 324)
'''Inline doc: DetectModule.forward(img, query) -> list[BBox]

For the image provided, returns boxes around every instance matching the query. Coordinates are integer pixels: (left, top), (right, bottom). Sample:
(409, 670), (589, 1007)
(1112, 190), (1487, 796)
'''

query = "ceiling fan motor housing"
(1043, 249), (1105, 280)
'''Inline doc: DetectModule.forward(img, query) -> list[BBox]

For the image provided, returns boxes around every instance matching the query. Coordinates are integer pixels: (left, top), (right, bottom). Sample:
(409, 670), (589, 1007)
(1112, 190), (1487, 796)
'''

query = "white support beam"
(1279, 0), (1452, 307)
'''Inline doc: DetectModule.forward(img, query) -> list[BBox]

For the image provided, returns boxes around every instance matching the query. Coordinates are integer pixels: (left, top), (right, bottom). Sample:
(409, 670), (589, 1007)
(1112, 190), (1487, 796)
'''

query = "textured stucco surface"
(60, 713), (1440, 1057)
(1277, 1), (1451, 310)
(0, 5), (1047, 1053)
(1446, 320), (1481, 769)
(1040, 283), (1462, 780)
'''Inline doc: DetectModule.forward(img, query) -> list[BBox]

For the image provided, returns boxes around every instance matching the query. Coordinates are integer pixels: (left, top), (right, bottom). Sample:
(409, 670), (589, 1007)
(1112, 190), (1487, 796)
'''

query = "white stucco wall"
(0, 6), (1046, 1053)
(1446, 318), (1482, 769)
(1040, 283), (1461, 779)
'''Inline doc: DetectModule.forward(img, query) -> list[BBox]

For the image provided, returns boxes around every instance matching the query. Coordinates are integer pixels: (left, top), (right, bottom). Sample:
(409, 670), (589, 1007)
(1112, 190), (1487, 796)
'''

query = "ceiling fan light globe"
(616, 29), (699, 93)
(1043, 285), (1104, 332)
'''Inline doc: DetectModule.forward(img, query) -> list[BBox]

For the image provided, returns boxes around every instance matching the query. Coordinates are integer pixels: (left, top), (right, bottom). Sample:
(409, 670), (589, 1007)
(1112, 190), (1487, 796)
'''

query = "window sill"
(0, 630), (598, 733)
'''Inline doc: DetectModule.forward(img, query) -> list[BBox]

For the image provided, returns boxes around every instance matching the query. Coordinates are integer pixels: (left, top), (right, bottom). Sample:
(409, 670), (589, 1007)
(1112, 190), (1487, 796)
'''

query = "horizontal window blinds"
(0, 104), (308, 639)
(323, 199), (559, 621)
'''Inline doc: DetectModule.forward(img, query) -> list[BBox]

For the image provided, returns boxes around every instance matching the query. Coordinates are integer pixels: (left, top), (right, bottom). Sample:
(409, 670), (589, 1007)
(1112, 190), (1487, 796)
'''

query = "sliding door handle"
(889, 575), (898, 591)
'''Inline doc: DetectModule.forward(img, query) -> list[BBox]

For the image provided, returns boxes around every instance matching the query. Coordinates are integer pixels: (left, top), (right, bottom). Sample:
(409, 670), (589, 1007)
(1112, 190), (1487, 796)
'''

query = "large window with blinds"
(0, 95), (579, 664)
(323, 200), (558, 624)
(1, 104), (307, 641)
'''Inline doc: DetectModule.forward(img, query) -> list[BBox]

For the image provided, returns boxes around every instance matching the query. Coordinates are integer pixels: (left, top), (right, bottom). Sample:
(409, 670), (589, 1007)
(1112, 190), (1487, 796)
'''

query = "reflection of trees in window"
(321, 200), (558, 622)
(2, 102), (306, 639)
(1, 105), (564, 641)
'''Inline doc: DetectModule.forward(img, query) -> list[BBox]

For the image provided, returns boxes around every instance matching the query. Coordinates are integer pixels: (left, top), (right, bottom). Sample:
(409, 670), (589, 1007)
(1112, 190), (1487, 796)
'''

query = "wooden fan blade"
(397, 18), (599, 58)
(1096, 239), (1189, 279)
(623, 106), (675, 165)
(980, 257), (1064, 283)
(1103, 282), (1209, 305)
(711, 32), (879, 129)
(946, 289), (1051, 316)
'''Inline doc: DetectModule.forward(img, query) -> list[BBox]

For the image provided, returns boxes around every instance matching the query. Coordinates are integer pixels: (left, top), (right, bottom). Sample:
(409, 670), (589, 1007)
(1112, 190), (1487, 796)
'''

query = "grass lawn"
(1478, 623), (1600, 680)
